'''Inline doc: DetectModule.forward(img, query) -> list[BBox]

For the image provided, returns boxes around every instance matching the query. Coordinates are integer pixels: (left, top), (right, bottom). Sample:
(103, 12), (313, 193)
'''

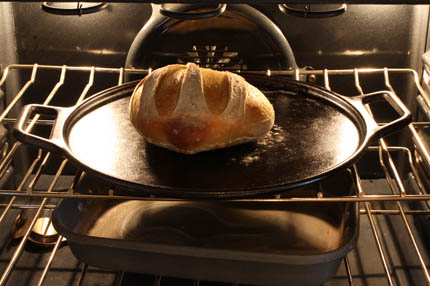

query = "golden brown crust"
(129, 63), (275, 154)
(154, 65), (185, 117)
(200, 68), (230, 115)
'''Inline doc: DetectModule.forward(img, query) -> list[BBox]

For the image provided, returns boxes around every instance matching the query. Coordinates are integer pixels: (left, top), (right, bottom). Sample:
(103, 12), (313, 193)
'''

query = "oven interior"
(1, 2), (430, 285)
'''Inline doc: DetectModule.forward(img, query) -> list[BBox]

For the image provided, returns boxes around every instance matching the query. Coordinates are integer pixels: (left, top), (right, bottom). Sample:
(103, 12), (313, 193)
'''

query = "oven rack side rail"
(0, 64), (429, 203)
(0, 64), (429, 286)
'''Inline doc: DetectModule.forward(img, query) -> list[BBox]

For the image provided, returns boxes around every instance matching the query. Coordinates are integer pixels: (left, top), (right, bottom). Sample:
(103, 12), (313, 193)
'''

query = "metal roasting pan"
(52, 170), (359, 286)
(13, 75), (411, 198)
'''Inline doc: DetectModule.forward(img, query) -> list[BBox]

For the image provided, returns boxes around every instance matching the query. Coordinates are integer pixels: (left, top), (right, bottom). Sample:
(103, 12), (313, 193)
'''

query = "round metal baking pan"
(13, 76), (411, 198)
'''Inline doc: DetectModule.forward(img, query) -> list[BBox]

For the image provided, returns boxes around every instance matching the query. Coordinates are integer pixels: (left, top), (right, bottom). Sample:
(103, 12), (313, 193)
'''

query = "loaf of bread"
(129, 63), (275, 154)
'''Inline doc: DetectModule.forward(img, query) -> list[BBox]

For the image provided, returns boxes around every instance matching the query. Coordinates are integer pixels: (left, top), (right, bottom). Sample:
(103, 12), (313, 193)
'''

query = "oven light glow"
(266, 69), (271, 77)
(69, 106), (122, 174)
(317, 49), (403, 57)
(424, 71), (430, 85)
(74, 47), (126, 56)
(335, 118), (360, 163)
(343, 50), (366, 56)
(343, 48), (378, 56)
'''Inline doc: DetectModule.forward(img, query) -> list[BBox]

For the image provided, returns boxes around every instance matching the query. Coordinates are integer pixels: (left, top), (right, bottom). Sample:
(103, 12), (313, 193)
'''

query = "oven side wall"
(0, 3), (18, 69)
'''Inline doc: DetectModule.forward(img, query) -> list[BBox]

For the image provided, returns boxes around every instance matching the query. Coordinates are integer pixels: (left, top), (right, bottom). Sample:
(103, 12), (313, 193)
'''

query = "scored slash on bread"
(129, 63), (275, 154)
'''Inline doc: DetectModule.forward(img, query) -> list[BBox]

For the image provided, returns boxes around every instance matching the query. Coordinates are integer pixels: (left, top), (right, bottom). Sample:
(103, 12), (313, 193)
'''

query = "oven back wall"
(10, 4), (428, 70)
(9, 3), (428, 115)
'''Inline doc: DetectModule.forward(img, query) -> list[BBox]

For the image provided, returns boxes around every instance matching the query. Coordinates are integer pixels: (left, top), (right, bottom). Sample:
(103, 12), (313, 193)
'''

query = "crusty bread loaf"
(129, 63), (275, 154)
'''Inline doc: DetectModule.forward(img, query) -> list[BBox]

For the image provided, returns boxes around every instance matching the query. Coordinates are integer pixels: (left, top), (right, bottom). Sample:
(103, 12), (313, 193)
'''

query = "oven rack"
(0, 64), (429, 202)
(0, 64), (429, 285)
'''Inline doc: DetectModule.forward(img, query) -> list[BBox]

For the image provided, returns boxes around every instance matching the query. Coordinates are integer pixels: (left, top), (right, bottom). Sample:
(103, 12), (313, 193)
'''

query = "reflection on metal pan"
(51, 169), (359, 285)
(13, 76), (411, 198)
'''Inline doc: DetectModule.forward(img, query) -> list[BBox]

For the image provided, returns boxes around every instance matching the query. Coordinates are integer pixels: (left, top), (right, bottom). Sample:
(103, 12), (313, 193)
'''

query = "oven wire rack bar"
(0, 64), (429, 285)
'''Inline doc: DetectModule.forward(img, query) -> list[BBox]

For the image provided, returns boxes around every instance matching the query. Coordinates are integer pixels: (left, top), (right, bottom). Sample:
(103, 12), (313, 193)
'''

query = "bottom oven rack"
(0, 64), (429, 285)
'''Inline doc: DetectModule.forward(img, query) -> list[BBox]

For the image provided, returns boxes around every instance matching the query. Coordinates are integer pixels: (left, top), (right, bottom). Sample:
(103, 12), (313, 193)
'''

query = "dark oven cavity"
(0, 3), (430, 286)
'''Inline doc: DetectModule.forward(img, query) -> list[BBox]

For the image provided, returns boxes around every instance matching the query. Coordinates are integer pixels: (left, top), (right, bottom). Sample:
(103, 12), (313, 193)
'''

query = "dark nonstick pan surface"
(14, 75), (411, 198)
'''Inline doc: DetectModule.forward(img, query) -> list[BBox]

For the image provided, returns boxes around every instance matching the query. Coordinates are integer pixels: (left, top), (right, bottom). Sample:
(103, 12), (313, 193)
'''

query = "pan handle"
(346, 90), (411, 139)
(13, 104), (72, 153)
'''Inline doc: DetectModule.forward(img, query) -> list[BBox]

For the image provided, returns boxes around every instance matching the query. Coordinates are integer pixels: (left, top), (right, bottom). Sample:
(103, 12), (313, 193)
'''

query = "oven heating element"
(0, 64), (430, 285)
(177, 45), (242, 69)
